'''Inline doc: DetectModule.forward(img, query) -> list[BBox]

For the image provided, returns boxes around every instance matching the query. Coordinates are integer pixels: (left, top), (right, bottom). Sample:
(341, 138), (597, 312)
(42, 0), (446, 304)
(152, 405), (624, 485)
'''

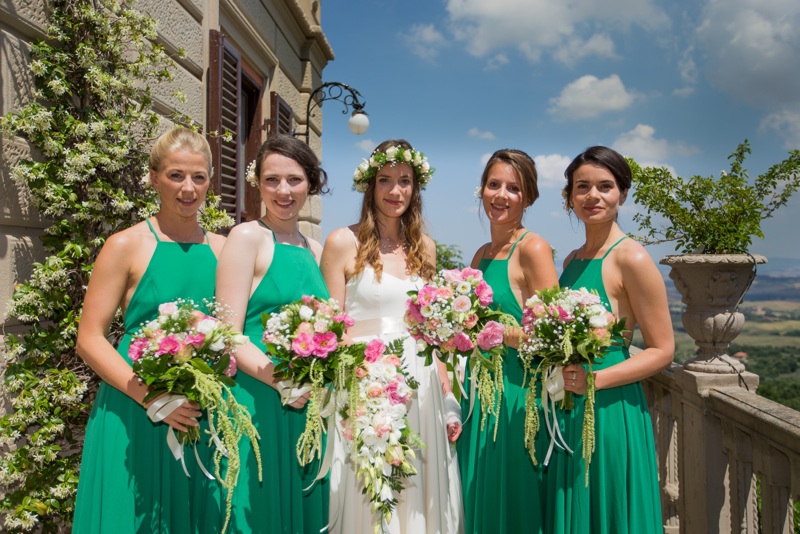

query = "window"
(207, 30), (265, 223)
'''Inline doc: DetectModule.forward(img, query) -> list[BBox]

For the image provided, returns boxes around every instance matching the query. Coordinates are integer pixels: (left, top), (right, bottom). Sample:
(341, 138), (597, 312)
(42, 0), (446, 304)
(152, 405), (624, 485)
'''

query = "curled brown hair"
(354, 139), (435, 282)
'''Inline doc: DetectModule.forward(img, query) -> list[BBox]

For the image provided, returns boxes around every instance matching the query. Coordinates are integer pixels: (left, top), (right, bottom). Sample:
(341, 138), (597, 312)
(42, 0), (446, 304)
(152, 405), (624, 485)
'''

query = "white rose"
(415, 339), (428, 352)
(209, 339), (226, 352)
(196, 318), (218, 334)
(359, 160), (369, 172)
(385, 146), (398, 160)
(298, 305), (314, 321)
(232, 334), (249, 345)
(403, 149), (412, 162)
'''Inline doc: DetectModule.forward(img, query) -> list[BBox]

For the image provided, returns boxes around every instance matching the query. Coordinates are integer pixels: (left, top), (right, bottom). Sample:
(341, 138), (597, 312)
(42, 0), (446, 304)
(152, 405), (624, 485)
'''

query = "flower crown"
(352, 145), (434, 193)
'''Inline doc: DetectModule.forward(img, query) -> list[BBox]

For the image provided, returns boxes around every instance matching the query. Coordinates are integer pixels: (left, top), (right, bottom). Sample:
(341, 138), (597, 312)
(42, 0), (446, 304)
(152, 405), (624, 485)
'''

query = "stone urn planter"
(660, 254), (767, 374)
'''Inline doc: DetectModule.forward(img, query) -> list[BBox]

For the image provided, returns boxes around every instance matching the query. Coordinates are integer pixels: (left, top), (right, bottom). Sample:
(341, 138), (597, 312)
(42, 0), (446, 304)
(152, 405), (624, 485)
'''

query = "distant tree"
(436, 242), (465, 271)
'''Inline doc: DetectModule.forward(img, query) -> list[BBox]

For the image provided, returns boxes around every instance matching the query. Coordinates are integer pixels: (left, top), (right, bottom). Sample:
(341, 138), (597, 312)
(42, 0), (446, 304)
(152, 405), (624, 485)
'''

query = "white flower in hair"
(245, 160), (258, 187)
(352, 145), (435, 193)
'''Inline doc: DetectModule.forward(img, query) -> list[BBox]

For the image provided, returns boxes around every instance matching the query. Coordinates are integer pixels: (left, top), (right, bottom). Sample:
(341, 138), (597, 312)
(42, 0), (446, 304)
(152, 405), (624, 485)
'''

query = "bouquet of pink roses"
(338, 338), (423, 532)
(262, 295), (360, 466)
(518, 286), (626, 481)
(130, 299), (260, 533)
(405, 267), (514, 435)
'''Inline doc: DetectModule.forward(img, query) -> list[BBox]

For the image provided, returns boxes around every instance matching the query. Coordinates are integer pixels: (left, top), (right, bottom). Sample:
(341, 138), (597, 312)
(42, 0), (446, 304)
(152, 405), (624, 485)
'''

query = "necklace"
(486, 229), (521, 258)
(379, 235), (407, 254)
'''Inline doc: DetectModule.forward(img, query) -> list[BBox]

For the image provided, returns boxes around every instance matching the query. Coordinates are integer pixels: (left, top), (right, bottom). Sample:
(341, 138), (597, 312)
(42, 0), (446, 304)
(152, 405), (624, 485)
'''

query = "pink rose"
(591, 327), (611, 344)
(405, 300), (425, 323)
(156, 334), (181, 356)
(454, 332), (475, 352)
(416, 285), (439, 306)
(367, 383), (384, 398)
(333, 313), (355, 328)
(452, 295), (471, 313)
(385, 380), (409, 405)
(158, 302), (178, 315)
(128, 337), (150, 362)
(185, 333), (205, 348)
(302, 295), (315, 304)
(464, 313), (479, 329)
(474, 280), (493, 306)
(365, 339), (386, 363)
(382, 354), (403, 367)
(476, 321), (505, 350)
(557, 306), (575, 323)
(355, 366), (368, 379)
(461, 267), (483, 281)
(437, 287), (454, 300)
(440, 337), (457, 353)
(311, 331), (338, 358)
(442, 269), (462, 283)
(292, 332), (315, 357)
(295, 321), (313, 335)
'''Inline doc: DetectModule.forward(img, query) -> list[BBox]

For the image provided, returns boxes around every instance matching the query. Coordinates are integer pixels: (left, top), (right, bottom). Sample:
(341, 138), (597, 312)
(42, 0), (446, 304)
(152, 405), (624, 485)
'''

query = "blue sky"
(315, 0), (800, 271)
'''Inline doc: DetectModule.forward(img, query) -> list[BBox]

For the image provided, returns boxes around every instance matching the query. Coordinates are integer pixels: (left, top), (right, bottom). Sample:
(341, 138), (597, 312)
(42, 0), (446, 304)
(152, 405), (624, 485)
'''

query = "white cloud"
(553, 34), (617, 65)
(548, 74), (637, 120)
(534, 154), (571, 189)
(611, 124), (696, 166)
(445, 0), (668, 64)
(468, 127), (495, 140)
(673, 86), (695, 97)
(484, 53), (509, 71)
(354, 139), (376, 153)
(759, 108), (800, 149)
(405, 24), (448, 60)
(695, 0), (800, 109)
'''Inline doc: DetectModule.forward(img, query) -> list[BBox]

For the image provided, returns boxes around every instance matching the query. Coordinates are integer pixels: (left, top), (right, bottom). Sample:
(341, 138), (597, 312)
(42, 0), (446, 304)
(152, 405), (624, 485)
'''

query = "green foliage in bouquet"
(0, 0), (231, 530)
(630, 140), (800, 254)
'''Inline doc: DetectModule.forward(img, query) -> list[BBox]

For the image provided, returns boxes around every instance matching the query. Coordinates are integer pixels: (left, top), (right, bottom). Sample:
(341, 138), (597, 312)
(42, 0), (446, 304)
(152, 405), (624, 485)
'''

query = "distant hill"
(658, 256), (800, 303)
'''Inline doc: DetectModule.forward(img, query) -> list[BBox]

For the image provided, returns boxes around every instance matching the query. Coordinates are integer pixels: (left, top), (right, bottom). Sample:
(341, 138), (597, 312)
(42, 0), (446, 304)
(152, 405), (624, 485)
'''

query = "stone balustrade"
(643, 359), (800, 533)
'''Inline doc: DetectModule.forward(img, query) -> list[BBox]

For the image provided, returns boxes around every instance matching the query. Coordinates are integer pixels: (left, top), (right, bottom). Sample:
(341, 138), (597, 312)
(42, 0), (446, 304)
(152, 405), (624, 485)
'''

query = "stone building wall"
(0, 0), (333, 364)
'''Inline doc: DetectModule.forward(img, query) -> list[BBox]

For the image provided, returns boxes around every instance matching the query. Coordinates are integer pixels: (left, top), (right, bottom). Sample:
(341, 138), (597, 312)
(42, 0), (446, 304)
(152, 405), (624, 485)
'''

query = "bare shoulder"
(226, 220), (265, 245)
(614, 238), (657, 273)
(323, 226), (358, 255)
(469, 243), (489, 268)
(101, 221), (153, 257)
(518, 232), (553, 259)
(421, 234), (436, 257)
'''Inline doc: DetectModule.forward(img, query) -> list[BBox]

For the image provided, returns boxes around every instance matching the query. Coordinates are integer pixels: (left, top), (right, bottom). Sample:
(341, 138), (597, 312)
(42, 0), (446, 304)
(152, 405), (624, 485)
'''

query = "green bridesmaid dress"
(457, 232), (549, 534)
(549, 236), (662, 533)
(73, 220), (218, 533)
(204, 222), (329, 533)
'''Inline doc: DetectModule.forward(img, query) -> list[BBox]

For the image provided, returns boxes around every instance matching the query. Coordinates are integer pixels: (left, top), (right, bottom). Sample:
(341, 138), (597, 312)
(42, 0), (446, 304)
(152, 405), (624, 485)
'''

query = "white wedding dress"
(329, 265), (464, 534)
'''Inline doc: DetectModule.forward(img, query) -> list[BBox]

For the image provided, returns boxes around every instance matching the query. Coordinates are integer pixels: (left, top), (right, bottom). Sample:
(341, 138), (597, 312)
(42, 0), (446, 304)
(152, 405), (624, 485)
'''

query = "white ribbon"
(443, 392), (462, 426)
(146, 393), (215, 480)
(305, 413), (336, 492)
(541, 366), (573, 466)
(277, 380), (313, 405)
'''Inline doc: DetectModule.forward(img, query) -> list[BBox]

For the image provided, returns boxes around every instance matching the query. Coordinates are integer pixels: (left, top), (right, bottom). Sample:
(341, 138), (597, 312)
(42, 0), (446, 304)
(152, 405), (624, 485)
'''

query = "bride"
(321, 139), (464, 533)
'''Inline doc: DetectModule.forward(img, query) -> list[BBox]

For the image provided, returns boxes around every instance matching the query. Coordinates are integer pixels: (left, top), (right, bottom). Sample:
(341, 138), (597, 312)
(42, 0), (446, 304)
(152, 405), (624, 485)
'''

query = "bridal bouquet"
(130, 299), (261, 533)
(262, 295), (359, 466)
(405, 267), (512, 435)
(338, 338), (423, 532)
(518, 286), (626, 480)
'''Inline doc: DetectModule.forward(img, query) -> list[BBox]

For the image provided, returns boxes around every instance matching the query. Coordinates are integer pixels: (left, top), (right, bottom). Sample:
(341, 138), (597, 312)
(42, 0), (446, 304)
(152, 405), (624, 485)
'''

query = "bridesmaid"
(549, 146), (672, 533)
(212, 134), (329, 532)
(74, 127), (226, 532)
(457, 149), (559, 534)
(320, 139), (464, 533)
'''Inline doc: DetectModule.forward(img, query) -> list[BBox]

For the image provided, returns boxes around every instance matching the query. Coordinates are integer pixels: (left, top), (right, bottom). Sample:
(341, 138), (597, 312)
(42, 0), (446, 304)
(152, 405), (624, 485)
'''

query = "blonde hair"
(149, 127), (213, 176)
(354, 139), (435, 282)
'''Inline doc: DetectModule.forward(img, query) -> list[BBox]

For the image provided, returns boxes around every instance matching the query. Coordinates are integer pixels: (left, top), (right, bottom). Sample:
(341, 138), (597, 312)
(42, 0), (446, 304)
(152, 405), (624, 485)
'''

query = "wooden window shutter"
(270, 91), (294, 136)
(207, 30), (265, 224)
